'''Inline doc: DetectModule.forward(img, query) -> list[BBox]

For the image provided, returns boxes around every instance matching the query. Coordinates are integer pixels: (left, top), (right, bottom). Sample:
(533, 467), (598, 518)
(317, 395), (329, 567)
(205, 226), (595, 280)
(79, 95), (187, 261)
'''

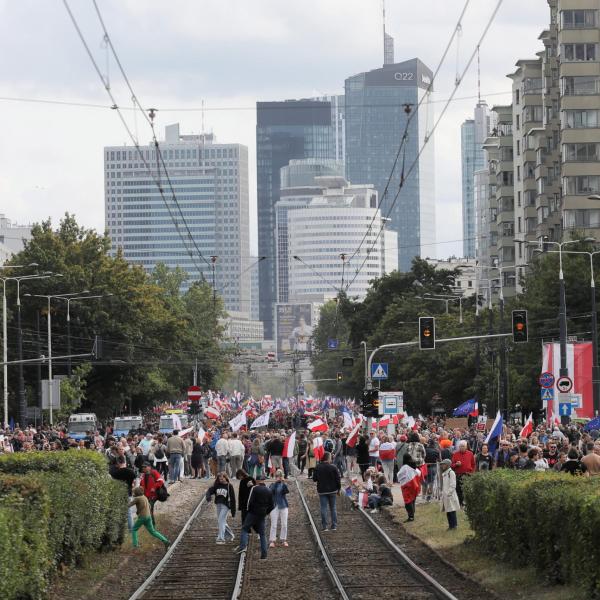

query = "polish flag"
(342, 411), (353, 431)
(307, 419), (328, 433)
(469, 402), (479, 417)
(398, 465), (421, 505)
(520, 413), (533, 438)
(313, 436), (324, 461)
(283, 431), (296, 459)
(205, 406), (221, 419)
(197, 427), (206, 444)
(357, 491), (369, 508)
(379, 441), (396, 461)
(346, 421), (362, 448)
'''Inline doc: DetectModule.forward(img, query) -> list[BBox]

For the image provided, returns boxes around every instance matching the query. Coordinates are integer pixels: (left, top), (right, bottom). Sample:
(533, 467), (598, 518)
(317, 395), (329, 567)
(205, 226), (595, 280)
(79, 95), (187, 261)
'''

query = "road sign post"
(556, 376), (573, 394)
(187, 385), (202, 402)
(539, 372), (555, 389)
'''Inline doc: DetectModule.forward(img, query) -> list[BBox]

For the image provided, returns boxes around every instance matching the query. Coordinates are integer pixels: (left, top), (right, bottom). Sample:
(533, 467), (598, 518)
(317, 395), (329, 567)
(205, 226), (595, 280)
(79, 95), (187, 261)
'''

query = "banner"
(276, 303), (313, 358)
(250, 411), (271, 429)
(229, 410), (247, 432)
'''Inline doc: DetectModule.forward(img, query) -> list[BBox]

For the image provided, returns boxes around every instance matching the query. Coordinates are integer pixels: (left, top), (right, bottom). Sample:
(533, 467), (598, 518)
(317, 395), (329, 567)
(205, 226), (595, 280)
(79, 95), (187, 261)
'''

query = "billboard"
(276, 303), (313, 358)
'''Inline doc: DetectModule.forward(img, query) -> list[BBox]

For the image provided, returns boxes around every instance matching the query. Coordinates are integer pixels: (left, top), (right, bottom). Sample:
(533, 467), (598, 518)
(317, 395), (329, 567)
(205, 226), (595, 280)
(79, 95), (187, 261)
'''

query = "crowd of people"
(2, 405), (599, 550)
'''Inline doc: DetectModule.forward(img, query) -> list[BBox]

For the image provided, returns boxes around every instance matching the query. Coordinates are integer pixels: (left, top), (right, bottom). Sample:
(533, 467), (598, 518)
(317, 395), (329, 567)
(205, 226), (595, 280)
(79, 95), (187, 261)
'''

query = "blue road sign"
(327, 338), (339, 349)
(559, 402), (572, 416)
(539, 372), (555, 389)
(296, 384), (305, 395)
(371, 363), (389, 379)
(541, 388), (554, 402)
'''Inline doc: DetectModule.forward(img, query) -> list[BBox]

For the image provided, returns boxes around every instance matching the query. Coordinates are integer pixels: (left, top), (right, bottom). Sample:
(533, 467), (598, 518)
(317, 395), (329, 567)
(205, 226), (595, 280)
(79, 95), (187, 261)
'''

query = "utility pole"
(210, 256), (218, 310)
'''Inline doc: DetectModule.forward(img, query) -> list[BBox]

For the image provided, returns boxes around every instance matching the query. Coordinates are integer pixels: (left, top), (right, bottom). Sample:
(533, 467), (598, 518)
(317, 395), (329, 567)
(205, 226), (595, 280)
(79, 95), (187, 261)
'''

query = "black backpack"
(154, 446), (165, 460)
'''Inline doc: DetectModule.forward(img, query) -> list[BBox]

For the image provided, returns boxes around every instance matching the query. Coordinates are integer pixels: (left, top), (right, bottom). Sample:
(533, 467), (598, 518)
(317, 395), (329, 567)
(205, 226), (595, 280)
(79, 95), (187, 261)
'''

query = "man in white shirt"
(368, 431), (380, 467)
(215, 432), (230, 475)
(228, 432), (245, 478)
(139, 433), (153, 456)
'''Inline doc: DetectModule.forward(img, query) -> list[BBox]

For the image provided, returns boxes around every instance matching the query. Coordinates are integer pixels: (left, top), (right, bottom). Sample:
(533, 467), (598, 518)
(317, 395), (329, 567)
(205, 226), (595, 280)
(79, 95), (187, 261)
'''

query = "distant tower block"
(384, 32), (394, 65)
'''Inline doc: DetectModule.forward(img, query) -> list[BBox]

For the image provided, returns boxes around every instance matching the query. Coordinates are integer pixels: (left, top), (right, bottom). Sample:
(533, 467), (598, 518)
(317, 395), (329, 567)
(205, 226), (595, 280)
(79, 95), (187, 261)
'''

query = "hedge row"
(0, 451), (128, 600)
(463, 470), (600, 594)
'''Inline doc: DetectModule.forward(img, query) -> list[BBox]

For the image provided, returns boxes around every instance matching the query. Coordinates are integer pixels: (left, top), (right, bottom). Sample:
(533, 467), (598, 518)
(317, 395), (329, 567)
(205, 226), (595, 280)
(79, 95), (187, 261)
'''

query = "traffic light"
(336, 372), (343, 383)
(512, 310), (528, 343)
(341, 357), (354, 368)
(361, 389), (379, 417)
(419, 317), (435, 350)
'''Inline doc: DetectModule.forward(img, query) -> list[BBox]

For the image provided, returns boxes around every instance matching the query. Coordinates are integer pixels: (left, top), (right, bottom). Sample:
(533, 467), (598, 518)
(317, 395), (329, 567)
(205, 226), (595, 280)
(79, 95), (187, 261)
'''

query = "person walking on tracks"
(236, 468), (256, 524)
(313, 451), (341, 531)
(235, 480), (274, 559)
(166, 429), (185, 483)
(139, 462), (167, 525)
(206, 472), (236, 544)
(129, 487), (170, 549)
(440, 459), (460, 530)
(269, 469), (289, 547)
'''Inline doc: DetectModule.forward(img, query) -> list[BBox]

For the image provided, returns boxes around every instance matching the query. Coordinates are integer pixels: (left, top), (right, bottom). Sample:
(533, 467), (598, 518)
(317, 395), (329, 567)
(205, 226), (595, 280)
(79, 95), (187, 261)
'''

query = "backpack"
(324, 439), (334, 453)
(155, 446), (165, 460)
(156, 485), (169, 502)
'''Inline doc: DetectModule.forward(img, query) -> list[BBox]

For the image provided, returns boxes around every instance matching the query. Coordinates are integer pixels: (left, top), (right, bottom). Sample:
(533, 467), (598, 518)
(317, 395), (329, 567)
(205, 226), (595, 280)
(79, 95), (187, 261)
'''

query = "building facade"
(256, 99), (337, 338)
(104, 123), (250, 313)
(345, 58), (436, 272)
(0, 214), (32, 256)
(283, 177), (398, 304)
(461, 102), (492, 258)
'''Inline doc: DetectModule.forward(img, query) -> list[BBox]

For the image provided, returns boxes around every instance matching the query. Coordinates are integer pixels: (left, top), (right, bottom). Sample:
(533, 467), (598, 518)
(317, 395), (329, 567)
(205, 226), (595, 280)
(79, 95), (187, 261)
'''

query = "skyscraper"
(256, 99), (336, 338)
(345, 58), (436, 272)
(461, 101), (492, 258)
(104, 123), (250, 312)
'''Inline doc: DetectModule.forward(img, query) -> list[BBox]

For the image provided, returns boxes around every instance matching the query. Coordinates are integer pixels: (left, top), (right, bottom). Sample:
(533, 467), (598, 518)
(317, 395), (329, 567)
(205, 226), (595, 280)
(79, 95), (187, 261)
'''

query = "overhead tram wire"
(91, 0), (212, 273)
(62, 0), (208, 278)
(345, 0), (505, 292)
(345, 0), (472, 266)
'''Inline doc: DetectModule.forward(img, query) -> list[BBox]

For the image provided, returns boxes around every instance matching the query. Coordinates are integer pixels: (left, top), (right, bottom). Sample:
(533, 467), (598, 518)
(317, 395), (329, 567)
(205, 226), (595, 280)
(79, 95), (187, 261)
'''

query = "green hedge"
(464, 470), (600, 593)
(0, 475), (51, 600)
(0, 451), (128, 600)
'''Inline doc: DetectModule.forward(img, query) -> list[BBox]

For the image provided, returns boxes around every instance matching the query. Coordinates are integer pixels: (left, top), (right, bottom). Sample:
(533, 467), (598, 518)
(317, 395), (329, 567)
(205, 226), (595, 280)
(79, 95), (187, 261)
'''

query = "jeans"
(319, 493), (337, 529)
(405, 500), (415, 520)
(446, 510), (458, 529)
(382, 460), (394, 484)
(217, 455), (228, 475)
(168, 454), (182, 482)
(216, 503), (235, 541)
(367, 493), (381, 509)
(297, 455), (307, 474)
(369, 456), (379, 467)
(269, 507), (288, 541)
(239, 513), (268, 558)
(131, 515), (169, 548)
(282, 456), (290, 478)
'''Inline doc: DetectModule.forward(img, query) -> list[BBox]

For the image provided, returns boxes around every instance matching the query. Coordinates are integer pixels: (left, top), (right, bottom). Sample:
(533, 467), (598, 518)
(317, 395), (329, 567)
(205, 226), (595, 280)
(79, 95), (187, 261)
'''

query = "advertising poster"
(276, 303), (313, 358)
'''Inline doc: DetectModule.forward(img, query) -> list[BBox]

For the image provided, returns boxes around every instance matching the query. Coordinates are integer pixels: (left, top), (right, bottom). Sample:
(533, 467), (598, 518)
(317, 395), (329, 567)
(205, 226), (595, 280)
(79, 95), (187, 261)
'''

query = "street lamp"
(427, 293), (464, 324)
(53, 294), (113, 376)
(541, 246), (599, 415)
(24, 291), (89, 425)
(0, 263), (43, 429)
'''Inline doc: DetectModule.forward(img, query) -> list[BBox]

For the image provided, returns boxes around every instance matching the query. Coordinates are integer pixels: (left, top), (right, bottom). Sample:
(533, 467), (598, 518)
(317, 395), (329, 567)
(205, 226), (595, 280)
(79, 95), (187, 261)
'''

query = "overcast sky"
(1, 0), (548, 259)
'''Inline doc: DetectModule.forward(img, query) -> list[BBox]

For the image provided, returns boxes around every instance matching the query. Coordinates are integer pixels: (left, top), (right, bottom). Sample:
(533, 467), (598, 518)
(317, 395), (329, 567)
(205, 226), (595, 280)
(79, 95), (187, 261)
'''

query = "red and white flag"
(357, 491), (369, 508)
(313, 436), (324, 461)
(520, 413), (533, 438)
(307, 418), (328, 433)
(379, 441), (396, 461)
(342, 411), (353, 430)
(398, 466), (421, 505)
(197, 427), (206, 444)
(346, 420), (362, 448)
(205, 406), (221, 419)
(283, 431), (296, 459)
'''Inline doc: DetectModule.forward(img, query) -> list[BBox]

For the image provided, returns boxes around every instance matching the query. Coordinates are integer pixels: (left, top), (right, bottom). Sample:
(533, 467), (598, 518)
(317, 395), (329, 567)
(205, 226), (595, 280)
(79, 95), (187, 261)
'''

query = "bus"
(68, 413), (98, 440)
(113, 415), (143, 437)
(159, 412), (189, 434)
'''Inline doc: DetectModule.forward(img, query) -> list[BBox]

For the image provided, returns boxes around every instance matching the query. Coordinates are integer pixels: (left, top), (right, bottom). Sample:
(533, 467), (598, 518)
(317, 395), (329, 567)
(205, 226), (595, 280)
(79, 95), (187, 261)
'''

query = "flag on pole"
(346, 420), (362, 448)
(283, 431), (296, 459)
(313, 436), (324, 461)
(485, 411), (503, 454)
(250, 411), (271, 429)
(584, 416), (600, 431)
(229, 409), (247, 432)
(307, 418), (329, 432)
(452, 398), (478, 417)
(172, 414), (182, 431)
(205, 406), (221, 420)
(197, 427), (206, 444)
(342, 411), (353, 430)
(519, 413), (533, 438)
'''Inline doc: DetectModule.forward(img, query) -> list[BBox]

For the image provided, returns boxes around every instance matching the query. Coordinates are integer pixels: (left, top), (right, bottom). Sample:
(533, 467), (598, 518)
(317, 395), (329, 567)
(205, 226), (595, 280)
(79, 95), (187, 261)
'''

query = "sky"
(1, 0), (549, 259)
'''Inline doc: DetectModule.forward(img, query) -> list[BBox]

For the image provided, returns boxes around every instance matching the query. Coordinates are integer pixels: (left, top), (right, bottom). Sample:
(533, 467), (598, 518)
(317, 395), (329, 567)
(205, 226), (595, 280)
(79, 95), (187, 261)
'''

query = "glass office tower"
(256, 100), (335, 339)
(345, 58), (435, 271)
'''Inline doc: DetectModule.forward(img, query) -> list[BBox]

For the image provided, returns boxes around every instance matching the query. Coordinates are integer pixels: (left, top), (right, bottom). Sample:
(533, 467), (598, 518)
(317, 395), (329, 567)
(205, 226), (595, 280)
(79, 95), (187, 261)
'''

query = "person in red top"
(451, 440), (475, 507)
(139, 462), (165, 524)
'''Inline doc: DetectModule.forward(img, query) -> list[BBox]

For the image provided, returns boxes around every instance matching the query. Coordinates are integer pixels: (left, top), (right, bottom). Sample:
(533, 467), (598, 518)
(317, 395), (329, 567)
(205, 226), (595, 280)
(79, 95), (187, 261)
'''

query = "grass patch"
(390, 502), (580, 600)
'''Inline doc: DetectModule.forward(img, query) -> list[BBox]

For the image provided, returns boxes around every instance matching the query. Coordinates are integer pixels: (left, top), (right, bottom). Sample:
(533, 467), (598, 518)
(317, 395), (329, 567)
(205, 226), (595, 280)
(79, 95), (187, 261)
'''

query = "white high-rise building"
(104, 124), (250, 312)
(0, 214), (32, 258)
(280, 175), (398, 303)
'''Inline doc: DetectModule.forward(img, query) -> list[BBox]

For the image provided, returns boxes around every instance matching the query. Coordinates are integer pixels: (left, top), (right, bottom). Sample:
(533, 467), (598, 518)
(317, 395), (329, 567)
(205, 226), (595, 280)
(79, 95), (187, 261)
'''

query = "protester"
(357, 435), (371, 480)
(451, 440), (475, 507)
(166, 429), (185, 483)
(206, 472), (236, 544)
(367, 474), (393, 513)
(269, 470), (290, 547)
(397, 454), (420, 522)
(129, 487), (170, 549)
(313, 451), (341, 531)
(379, 435), (396, 485)
(236, 468), (256, 524)
(475, 443), (494, 471)
(236, 480), (274, 559)
(139, 462), (166, 525)
(440, 459), (460, 530)
(368, 431), (380, 467)
(561, 448), (589, 476)
(228, 432), (245, 478)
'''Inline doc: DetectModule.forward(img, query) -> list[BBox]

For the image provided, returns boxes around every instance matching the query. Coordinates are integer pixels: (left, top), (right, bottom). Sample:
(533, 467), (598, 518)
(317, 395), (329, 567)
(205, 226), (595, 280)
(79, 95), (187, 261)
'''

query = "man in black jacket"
(235, 480), (274, 559)
(313, 452), (341, 531)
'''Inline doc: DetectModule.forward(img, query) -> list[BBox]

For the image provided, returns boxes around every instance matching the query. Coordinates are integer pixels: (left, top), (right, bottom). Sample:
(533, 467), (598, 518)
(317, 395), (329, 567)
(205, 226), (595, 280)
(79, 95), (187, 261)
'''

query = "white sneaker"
(370, 509), (379, 514)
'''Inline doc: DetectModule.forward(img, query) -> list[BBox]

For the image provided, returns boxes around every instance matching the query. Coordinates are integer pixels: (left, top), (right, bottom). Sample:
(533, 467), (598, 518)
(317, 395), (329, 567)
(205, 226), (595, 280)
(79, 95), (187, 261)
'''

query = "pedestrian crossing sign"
(541, 388), (554, 402)
(371, 363), (388, 379)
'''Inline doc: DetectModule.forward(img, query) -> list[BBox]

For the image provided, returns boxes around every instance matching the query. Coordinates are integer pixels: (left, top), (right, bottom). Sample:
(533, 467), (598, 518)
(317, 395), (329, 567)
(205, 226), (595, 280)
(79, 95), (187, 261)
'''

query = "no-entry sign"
(187, 385), (202, 402)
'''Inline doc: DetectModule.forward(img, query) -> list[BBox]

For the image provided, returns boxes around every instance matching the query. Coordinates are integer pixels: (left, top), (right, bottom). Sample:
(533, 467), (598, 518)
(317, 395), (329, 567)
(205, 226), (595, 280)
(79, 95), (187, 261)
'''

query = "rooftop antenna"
(477, 45), (481, 103)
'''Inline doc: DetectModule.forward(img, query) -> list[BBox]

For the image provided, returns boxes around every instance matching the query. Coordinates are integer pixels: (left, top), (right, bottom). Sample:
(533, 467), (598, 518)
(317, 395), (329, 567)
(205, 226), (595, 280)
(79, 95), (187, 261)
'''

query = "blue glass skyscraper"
(345, 58), (435, 271)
